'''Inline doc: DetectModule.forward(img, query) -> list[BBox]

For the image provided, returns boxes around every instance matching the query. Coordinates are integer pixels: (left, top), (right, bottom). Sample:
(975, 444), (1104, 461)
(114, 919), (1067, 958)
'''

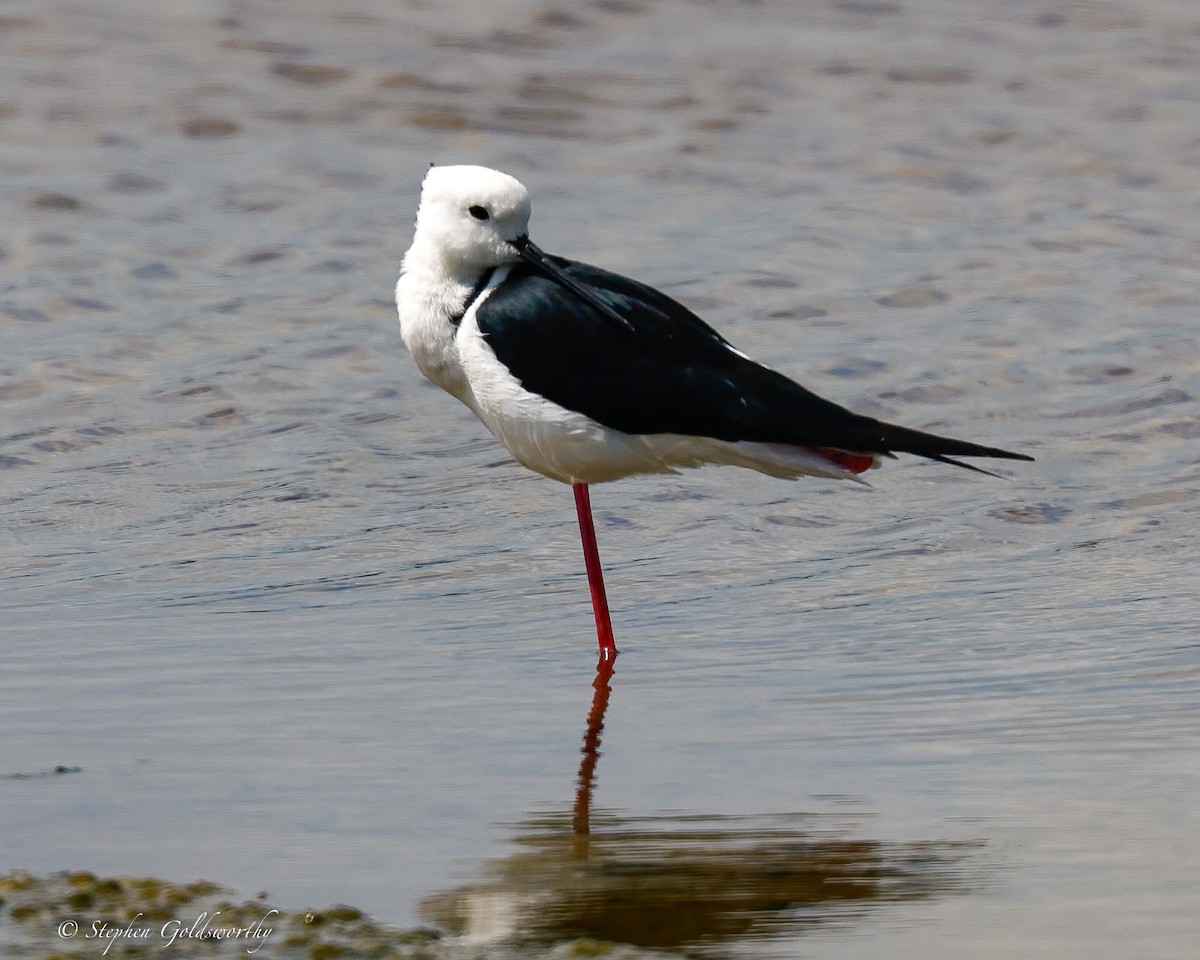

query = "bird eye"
(468, 205), (490, 221)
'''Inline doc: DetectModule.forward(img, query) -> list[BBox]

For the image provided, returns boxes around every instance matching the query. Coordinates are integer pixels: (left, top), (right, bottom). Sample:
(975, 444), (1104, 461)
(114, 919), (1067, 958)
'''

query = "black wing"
(476, 257), (1033, 469)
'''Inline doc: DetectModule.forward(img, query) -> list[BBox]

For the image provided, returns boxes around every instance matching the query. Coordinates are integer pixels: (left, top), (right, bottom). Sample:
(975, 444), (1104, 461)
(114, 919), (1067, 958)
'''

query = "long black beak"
(512, 236), (635, 332)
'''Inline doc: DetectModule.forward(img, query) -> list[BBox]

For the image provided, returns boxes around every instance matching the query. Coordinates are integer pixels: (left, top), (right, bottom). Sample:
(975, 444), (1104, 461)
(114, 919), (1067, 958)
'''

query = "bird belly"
(470, 387), (681, 484)
(478, 410), (874, 485)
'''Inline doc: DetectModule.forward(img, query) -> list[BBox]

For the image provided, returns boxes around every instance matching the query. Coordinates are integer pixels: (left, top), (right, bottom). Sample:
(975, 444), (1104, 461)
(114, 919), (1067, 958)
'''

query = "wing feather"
(476, 258), (1033, 468)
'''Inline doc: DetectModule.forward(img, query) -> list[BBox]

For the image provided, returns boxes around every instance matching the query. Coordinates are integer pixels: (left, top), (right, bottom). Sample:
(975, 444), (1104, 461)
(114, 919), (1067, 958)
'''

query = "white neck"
(396, 241), (490, 404)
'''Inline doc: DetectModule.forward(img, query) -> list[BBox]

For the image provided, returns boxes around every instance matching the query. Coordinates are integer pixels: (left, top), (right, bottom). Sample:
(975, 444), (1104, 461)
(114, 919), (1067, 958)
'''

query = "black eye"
(468, 205), (490, 221)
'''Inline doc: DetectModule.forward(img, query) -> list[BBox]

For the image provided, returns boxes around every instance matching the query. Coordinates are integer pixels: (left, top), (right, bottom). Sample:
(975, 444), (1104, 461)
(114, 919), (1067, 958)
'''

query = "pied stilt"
(395, 165), (1032, 660)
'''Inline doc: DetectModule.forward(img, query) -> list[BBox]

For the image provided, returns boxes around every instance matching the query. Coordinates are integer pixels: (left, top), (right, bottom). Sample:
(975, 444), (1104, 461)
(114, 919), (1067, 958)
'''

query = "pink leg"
(572, 483), (618, 660)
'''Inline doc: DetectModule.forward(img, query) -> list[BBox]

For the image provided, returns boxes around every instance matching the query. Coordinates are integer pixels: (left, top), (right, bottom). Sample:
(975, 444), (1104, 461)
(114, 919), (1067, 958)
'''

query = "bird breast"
(396, 262), (477, 404)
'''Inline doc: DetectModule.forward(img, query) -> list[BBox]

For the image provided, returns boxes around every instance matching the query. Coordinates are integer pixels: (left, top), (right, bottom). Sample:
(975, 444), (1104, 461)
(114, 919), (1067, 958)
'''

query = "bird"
(395, 164), (1033, 661)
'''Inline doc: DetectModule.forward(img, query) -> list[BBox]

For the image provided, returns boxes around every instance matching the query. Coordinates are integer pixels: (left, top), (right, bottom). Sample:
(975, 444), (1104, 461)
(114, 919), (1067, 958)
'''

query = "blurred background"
(2, 1), (1198, 958)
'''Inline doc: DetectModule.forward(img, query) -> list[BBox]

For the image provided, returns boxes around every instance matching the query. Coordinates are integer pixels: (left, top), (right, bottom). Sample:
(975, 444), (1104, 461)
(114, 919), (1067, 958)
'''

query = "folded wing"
(476, 258), (1033, 472)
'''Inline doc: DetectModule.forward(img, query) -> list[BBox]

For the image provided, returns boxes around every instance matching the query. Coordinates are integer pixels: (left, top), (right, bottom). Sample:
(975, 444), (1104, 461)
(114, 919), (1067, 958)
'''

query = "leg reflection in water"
(420, 649), (981, 951)
(572, 652), (616, 841)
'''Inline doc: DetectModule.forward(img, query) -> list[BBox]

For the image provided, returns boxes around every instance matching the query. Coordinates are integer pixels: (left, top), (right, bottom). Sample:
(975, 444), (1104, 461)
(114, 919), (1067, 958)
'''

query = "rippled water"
(2, 1), (1198, 957)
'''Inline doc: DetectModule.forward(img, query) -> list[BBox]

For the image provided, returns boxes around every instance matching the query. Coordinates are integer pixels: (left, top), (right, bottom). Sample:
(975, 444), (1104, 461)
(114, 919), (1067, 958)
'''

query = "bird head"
(411, 165), (533, 272)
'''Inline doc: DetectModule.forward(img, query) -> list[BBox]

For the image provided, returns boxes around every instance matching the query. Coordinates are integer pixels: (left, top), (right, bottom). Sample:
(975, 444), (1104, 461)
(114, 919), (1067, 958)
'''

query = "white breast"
(396, 250), (476, 405)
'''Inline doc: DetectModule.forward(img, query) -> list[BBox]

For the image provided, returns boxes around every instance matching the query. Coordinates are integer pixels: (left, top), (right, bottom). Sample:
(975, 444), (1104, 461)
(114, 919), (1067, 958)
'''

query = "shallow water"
(2, 0), (1199, 957)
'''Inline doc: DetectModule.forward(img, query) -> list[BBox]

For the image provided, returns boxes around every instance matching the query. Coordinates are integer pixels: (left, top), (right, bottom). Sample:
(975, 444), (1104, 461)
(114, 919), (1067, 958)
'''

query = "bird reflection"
(422, 653), (982, 953)
(572, 651), (615, 840)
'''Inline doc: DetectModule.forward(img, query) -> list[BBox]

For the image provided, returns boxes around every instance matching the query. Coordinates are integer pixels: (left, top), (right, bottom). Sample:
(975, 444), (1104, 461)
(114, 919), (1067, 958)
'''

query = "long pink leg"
(572, 483), (618, 660)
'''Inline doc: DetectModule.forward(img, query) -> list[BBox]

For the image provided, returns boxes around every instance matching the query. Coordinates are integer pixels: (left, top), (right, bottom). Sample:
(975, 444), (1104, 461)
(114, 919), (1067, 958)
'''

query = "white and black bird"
(396, 165), (1032, 660)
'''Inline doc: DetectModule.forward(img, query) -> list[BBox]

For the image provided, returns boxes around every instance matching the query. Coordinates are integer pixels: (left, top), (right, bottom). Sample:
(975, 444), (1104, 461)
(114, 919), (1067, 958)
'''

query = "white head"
(403, 164), (637, 333)
(410, 165), (532, 272)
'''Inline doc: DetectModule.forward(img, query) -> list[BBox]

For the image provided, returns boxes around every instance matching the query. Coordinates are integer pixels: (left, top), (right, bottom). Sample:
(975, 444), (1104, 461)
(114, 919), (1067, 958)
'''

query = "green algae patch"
(0, 871), (446, 960)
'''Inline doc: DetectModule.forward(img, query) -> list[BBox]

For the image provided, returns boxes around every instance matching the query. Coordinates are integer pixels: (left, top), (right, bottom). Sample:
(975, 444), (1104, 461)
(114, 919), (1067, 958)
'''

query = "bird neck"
(396, 242), (490, 406)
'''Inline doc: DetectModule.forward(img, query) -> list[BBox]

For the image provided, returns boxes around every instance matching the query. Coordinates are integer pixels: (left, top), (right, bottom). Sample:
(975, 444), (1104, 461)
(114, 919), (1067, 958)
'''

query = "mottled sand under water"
(2, 0), (1199, 958)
